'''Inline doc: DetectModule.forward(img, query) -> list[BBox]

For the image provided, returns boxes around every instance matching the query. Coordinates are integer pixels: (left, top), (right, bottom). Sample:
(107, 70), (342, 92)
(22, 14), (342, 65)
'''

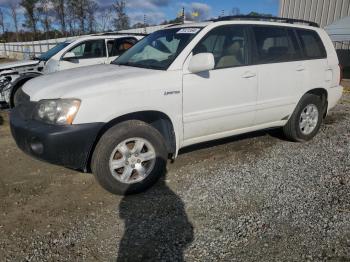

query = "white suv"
(10, 17), (343, 195)
(0, 34), (143, 108)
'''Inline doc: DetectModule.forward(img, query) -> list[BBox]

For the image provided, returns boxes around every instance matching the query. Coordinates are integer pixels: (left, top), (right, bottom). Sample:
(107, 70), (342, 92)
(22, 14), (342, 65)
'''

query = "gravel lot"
(0, 86), (349, 261)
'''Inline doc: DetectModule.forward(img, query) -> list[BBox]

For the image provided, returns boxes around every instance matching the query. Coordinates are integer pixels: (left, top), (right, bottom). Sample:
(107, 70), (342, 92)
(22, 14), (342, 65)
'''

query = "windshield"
(39, 42), (70, 61)
(113, 27), (202, 70)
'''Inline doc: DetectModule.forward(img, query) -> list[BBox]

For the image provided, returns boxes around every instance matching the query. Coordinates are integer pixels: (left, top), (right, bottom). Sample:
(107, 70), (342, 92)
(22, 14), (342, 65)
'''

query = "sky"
(0, 0), (280, 30)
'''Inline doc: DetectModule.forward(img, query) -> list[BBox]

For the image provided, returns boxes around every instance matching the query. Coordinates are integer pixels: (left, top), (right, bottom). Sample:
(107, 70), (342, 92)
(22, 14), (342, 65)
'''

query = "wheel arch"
(305, 88), (328, 117)
(10, 73), (41, 108)
(86, 110), (177, 172)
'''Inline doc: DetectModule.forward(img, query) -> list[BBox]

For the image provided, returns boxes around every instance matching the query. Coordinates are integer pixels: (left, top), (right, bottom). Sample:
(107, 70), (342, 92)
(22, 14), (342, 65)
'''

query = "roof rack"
(212, 15), (319, 27)
(92, 32), (149, 36)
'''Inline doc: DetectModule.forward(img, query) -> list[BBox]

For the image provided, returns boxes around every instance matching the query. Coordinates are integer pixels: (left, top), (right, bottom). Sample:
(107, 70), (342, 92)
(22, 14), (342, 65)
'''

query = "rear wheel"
(91, 120), (168, 195)
(283, 94), (325, 142)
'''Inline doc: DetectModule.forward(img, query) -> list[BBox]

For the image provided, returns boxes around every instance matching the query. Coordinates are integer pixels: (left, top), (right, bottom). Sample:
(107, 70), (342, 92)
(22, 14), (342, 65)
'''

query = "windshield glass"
(39, 42), (70, 61)
(113, 27), (202, 70)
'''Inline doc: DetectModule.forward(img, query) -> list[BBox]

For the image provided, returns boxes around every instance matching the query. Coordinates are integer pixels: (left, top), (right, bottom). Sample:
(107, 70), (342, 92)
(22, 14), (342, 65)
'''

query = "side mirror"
(188, 53), (215, 74)
(62, 52), (77, 61)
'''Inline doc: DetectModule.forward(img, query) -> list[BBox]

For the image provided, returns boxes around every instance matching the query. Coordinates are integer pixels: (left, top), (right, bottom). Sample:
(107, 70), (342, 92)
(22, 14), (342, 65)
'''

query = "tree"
(66, 0), (77, 35)
(52, 0), (66, 34)
(9, 2), (20, 41)
(247, 11), (272, 17)
(37, 0), (52, 38)
(113, 1), (130, 31)
(98, 7), (113, 32)
(20, 0), (39, 36)
(0, 8), (6, 36)
(86, 0), (98, 33)
(67, 0), (87, 34)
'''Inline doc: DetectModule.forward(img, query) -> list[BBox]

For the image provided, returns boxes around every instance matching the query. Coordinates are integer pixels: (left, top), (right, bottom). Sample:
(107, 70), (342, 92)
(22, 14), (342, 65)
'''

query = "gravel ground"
(0, 90), (349, 261)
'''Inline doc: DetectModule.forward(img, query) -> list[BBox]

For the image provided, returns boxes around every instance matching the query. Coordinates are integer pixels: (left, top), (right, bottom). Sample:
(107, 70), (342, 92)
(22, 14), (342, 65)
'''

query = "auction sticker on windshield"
(177, 28), (201, 34)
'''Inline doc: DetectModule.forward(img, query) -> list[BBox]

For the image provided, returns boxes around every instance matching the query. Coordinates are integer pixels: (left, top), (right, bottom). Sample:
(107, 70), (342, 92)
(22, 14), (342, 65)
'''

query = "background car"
(0, 34), (144, 108)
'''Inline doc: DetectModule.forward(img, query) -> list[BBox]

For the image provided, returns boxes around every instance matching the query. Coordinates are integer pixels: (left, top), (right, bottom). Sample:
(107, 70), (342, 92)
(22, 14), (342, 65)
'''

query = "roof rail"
(92, 32), (149, 36)
(212, 15), (319, 27)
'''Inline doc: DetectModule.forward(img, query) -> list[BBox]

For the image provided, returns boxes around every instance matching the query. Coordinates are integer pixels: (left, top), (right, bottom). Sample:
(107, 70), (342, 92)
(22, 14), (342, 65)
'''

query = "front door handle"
(242, 71), (256, 79)
(296, 65), (305, 72)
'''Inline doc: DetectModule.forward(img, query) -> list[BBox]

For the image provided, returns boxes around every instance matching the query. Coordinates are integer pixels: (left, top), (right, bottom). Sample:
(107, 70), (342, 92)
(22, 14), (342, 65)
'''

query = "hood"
(0, 60), (39, 71)
(23, 64), (162, 101)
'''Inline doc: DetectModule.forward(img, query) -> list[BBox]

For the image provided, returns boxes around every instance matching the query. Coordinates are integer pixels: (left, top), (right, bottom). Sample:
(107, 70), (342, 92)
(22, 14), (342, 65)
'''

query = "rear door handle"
(242, 71), (256, 79)
(296, 65), (305, 72)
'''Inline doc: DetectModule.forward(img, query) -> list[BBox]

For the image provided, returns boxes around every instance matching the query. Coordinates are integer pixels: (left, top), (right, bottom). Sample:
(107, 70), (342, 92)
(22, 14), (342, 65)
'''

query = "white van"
(0, 34), (143, 107)
(10, 17), (343, 195)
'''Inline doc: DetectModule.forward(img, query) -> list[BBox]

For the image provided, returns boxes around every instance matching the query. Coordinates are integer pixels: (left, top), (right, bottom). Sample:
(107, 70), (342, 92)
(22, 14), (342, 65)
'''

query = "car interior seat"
(216, 41), (243, 68)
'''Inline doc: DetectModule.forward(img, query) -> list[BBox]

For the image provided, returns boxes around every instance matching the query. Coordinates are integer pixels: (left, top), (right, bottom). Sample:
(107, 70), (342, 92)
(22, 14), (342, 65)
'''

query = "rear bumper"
(328, 85), (344, 110)
(10, 108), (103, 171)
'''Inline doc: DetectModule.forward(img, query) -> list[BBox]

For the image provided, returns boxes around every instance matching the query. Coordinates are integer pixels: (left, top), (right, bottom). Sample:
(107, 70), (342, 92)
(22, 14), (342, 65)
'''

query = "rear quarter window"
(296, 29), (327, 59)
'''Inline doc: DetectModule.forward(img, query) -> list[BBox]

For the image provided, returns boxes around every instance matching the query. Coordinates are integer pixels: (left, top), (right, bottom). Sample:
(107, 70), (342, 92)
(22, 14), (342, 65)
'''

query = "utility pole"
(143, 14), (147, 34)
(182, 7), (185, 24)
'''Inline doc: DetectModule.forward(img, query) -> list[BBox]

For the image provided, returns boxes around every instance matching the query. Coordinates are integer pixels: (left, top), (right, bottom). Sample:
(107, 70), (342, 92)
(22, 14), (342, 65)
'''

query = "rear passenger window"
(193, 26), (248, 69)
(296, 29), (327, 59)
(107, 38), (137, 57)
(253, 26), (301, 64)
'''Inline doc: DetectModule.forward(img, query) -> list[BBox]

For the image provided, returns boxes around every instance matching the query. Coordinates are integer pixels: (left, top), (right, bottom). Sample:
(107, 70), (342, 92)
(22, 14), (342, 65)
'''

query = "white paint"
(188, 53), (215, 73)
(22, 20), (344, 156)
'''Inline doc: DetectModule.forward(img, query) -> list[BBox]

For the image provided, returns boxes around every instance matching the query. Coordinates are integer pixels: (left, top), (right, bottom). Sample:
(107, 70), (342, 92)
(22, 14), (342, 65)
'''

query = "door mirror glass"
(188, 53), (215, 73)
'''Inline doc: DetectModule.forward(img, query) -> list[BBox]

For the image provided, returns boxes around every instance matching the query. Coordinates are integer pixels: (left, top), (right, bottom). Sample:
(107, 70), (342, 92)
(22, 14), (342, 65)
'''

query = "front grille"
(15, 88), (37, 119)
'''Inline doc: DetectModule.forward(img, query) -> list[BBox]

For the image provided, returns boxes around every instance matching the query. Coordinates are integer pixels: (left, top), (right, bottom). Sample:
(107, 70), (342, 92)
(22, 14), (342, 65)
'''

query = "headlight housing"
(1, 80), (12, 103)
(3, 87), (11, 103)
(34, 99), (81, 125)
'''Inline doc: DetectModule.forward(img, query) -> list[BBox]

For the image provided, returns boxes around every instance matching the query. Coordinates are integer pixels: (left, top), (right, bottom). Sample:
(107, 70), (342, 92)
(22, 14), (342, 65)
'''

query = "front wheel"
(91, 120), (168, 195)
(283, 94), (325, 142)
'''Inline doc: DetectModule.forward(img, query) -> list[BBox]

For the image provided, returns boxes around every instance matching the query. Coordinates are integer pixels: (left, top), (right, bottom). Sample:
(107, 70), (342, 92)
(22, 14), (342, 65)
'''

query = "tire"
(283, 93), (325, 142)
(91, 120), (168, 195)
(12, 87), (21, 108)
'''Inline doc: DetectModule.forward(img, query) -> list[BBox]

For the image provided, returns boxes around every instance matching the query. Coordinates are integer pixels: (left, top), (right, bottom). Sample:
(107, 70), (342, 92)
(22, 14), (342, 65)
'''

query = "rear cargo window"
(252, 26), (301, 64)
(296, 29), (327, 59)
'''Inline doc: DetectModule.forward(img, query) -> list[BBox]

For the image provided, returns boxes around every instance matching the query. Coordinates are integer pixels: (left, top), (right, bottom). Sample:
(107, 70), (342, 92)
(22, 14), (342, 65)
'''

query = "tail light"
(339, 64), (344, 85)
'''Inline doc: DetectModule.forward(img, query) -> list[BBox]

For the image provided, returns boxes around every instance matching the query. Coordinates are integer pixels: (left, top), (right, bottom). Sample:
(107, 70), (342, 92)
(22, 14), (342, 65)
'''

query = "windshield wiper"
(114, 61), (165, 70)
(113, 62), (134, 66)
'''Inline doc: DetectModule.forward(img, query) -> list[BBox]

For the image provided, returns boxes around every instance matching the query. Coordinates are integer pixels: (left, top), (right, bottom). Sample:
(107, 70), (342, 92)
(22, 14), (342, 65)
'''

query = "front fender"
(9, 73), (43, 107)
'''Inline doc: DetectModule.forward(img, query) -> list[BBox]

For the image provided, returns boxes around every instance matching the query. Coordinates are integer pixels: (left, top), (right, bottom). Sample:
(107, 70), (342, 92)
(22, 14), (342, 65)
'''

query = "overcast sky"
(0, 0), (279, 30)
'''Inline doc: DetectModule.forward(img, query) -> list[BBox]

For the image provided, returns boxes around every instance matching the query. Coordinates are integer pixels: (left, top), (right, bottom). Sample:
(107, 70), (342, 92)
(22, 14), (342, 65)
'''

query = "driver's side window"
(69, 40), (106, 59)
(193, 26), (248, 69)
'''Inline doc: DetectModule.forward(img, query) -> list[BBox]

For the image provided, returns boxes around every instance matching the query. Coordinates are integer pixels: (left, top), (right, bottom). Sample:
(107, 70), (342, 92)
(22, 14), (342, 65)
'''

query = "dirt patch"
(342, 80), (350, 89)
(0, 58), (17, 64)
(0, 94), (349, 261)
(324, 111), (348, 125)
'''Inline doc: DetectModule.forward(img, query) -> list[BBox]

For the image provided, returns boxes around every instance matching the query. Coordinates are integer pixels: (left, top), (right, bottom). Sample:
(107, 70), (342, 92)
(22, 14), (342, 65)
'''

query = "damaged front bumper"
(0, 76), (14, 107)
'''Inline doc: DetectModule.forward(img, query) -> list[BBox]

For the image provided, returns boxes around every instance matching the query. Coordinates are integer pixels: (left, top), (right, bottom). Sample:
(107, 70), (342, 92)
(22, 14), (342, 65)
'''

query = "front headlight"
(3, 87), (11, 103)
(34, 99), (81, 125)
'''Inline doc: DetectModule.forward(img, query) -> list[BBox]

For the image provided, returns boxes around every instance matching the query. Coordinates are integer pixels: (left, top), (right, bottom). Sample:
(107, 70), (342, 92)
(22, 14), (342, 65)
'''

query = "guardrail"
(0, 24), (172, 60)
(1, 36), (77, 59)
